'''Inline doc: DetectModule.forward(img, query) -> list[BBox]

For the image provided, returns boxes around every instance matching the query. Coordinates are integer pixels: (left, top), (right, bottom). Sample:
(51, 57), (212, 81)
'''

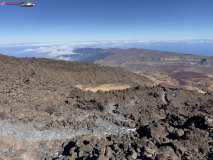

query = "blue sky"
(1, 0), (213, 43)
(0, 0), (213, 58)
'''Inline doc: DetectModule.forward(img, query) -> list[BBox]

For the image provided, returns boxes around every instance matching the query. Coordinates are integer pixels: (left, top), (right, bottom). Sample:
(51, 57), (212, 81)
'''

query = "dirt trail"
(76, 84), (130, 92)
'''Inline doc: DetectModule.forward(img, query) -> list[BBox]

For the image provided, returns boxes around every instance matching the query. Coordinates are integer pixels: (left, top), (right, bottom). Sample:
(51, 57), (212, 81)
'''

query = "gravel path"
(108, 103), (133, 122)
(0, 102), (137, 143)
(124, 100), (136, 107)
(96, 118), (136, 135)
(0, 118), (136, 142)
(162, 92), (168, 105)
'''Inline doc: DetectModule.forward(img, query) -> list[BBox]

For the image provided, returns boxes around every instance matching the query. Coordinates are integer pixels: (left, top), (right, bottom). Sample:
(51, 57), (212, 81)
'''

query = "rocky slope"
(73, 48), (212, 65)
(0, 54), (213, 160)
(55, 48), (213, 92)
(87, 48), (213, 93)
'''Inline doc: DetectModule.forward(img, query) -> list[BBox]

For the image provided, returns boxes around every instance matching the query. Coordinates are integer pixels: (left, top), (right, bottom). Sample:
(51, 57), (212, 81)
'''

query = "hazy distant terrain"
(67, 48), (213, 93)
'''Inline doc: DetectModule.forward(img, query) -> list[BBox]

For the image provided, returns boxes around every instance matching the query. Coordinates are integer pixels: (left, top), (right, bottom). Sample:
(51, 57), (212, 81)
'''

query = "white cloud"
(15, 43), (78, 58)
(56, 56), (71, 61)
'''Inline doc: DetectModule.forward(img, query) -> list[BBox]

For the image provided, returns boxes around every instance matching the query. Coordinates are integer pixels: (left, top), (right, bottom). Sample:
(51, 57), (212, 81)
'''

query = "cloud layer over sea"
(0, 39), (212, 60)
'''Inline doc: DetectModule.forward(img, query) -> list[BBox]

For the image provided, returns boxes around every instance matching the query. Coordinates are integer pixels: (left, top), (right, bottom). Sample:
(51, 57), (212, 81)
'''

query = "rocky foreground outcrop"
(0, 54), (213, 160)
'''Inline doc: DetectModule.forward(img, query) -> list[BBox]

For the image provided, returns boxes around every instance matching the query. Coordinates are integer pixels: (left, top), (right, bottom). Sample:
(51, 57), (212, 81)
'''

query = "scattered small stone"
(75, 139), (83, 147)
(80, 144), (93, 153)
(131, 150), (137, 159)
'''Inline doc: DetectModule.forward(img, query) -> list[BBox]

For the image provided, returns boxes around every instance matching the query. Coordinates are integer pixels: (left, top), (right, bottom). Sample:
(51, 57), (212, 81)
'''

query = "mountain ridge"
(59, 48), (213, 92)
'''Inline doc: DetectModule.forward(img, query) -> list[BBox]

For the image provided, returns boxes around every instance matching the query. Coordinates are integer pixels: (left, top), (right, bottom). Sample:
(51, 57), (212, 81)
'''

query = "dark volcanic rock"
(0, 54), (213, 160)
(0, 112), (5, 119)
(80, 144), (93, 153)
(75, 139), (83, 147)
(146, 123), (166, 138)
